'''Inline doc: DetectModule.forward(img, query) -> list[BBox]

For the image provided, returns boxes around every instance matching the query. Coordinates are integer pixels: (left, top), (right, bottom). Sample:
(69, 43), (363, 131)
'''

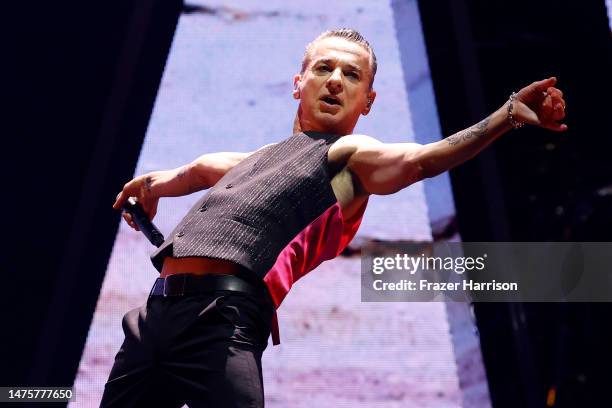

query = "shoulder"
(255, 142), (278, 152)
(332, 133), (382, 148)
(328, 134), (382, 166)
(241, 142), (278, 160)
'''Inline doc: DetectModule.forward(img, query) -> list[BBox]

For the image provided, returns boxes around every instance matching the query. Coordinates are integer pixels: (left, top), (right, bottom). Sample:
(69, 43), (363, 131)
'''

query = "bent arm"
(347, 104), (511, 195)
(151, 151), (253, 198)
(113, 144), (276, 213)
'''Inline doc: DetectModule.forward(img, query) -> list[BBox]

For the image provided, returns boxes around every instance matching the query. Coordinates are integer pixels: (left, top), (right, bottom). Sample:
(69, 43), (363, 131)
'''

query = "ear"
(293, 74), (302, 99)
(362, 89), (377, 115)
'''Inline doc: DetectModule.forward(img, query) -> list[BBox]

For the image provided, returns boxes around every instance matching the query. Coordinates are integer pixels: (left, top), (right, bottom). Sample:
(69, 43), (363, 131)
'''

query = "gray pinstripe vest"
(151, 131), (343, 279)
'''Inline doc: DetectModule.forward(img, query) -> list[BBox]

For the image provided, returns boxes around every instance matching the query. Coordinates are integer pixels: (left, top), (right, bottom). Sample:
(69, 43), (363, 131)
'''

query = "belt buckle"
(163, 274), (186, 297)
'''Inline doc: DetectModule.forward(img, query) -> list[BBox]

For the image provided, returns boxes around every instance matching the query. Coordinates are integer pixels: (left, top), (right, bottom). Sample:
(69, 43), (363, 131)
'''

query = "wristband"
(507, 92), (525, 129)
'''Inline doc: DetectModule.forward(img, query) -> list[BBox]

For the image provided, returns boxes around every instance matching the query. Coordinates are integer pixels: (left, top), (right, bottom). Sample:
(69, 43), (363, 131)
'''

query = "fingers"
(122, 211), (140, 231)
(113, 191), (127, 210)
(517, 77), (560, 107)
(543, 122), (568, 132)
(113, 180), (137, 210)
(552, 102), (565, 121)
(538, 94), (556, 126)
(547, 87), (563, 99)
(113, 176), (153, 231)
(112, 176), (142, 210)
(517, 78), (567, 132)
(545, 87), (566, 122)
(534, 76), (557, 92)
(534, 83), (567, 130)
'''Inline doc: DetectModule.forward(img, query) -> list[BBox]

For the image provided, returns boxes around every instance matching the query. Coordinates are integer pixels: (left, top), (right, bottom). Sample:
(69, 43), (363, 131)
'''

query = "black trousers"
(100, 288), (274, 407)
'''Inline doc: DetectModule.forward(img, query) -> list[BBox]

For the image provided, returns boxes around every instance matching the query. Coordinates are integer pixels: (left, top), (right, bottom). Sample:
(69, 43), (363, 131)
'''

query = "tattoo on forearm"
(145, 176), (153, 193)
(446, 116), (491, 146)
(177, 166), (194, 193)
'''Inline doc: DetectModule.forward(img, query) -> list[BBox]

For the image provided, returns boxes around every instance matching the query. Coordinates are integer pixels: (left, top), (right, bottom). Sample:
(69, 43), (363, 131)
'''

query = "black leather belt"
(149, 272), (281, 346)
(149, 273), (267, 299)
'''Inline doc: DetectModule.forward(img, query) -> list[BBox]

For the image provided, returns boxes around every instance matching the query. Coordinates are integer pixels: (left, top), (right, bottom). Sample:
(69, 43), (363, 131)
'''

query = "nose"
(326, 67), (343, 94)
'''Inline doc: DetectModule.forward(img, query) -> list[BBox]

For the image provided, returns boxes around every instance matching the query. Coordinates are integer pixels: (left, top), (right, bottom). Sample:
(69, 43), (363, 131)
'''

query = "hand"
(512, 77), (568, 132)
(112, 174), (160, 231)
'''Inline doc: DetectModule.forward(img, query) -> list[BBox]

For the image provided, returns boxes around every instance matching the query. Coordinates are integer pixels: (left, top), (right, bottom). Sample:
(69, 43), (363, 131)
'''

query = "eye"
(345, 71), (359, 79)
(317, 65), (331, 72)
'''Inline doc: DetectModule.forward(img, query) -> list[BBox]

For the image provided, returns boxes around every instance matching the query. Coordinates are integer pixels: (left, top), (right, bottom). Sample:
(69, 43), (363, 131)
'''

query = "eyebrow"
(314, 58), (363, 74)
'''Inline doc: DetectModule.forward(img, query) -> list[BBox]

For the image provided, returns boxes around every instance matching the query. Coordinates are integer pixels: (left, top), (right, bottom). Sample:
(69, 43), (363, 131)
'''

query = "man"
(105, 29), (566, 407)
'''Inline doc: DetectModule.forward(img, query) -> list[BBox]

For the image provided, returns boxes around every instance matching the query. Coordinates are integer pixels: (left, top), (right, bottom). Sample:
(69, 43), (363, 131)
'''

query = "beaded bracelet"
(507, 92), (525, 129)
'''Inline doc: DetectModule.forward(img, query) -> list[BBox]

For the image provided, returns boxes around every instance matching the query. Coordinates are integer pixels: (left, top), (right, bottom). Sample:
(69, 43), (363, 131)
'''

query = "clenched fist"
(512, 77), (567, 132)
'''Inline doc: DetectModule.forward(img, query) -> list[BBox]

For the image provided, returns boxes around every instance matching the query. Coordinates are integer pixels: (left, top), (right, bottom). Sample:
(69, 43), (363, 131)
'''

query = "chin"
(313, 113), (344, 133)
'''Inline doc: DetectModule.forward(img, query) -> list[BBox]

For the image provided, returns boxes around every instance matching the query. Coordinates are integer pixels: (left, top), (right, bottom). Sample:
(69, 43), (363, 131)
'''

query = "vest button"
(199, 206), (207, 212)
(225, 183), (233, 189)
(177, 231), (185, 237)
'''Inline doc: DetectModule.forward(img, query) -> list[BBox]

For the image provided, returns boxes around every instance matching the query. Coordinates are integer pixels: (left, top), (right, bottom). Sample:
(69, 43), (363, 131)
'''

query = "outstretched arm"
(346, 77), (567, 195)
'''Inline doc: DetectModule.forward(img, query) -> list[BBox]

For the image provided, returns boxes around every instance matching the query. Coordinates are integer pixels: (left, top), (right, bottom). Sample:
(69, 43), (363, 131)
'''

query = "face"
(293, 37), (376, 135)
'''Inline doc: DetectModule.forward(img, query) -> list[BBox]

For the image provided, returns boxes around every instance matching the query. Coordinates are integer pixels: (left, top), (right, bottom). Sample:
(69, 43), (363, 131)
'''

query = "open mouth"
(320, 95), (342, 106)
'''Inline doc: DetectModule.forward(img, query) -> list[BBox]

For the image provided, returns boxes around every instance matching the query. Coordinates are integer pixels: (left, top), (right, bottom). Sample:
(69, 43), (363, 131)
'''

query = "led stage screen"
(73, 1), (490, 406)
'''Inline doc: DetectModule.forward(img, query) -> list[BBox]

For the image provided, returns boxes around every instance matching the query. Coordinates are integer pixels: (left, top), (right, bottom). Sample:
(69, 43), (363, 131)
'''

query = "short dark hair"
(300, 28), (377, 89)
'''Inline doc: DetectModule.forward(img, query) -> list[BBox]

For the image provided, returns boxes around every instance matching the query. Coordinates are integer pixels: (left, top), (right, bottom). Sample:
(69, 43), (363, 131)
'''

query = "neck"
(292, 114), (302, 134)
(292, 108), (354, 136)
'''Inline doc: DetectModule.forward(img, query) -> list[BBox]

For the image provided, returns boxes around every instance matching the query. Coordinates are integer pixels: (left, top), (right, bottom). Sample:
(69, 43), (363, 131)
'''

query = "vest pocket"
(224, 214), (259, 230)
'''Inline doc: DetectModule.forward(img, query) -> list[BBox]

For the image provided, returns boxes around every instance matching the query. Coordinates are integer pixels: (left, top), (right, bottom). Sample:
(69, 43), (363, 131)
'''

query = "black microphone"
(121, 197), (165, 247)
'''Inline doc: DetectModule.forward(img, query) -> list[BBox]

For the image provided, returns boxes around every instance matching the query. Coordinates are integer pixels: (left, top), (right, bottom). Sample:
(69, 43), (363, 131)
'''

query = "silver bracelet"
(507, 92), (525, 129)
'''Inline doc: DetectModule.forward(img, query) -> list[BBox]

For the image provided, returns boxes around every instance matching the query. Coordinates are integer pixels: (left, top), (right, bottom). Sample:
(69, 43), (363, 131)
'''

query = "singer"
(104, 28), (566, 407)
